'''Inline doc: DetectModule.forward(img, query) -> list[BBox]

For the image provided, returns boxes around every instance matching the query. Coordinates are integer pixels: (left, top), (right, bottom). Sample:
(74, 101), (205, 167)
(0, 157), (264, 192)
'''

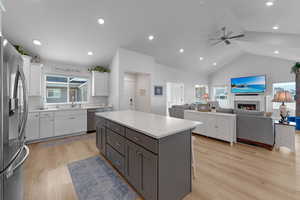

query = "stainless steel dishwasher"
(87, 107), (112, 132)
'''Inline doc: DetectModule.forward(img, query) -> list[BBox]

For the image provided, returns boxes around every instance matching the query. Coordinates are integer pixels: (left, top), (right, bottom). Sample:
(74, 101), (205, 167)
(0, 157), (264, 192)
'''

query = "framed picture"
(154, 86), (163, 96)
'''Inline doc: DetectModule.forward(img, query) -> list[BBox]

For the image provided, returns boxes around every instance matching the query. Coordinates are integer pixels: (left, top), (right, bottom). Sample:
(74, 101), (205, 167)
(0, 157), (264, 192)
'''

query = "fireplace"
(234, 101), (260, 111)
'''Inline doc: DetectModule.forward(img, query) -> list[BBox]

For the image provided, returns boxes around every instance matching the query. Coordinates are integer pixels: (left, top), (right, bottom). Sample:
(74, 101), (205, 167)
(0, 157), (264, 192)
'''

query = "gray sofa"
(170, 105), (274, 150)
(169, 102), (218, 119)
(234, 110), (274, 149)
(168, 104), (196, 119)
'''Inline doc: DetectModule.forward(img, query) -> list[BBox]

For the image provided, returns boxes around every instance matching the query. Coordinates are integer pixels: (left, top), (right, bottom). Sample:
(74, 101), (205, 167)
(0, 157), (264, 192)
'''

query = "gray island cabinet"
(95, 110), (199, 200)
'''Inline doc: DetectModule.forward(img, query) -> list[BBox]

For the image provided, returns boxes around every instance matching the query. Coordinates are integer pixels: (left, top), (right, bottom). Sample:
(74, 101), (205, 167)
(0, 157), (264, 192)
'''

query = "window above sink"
(45, 75), (88, 104)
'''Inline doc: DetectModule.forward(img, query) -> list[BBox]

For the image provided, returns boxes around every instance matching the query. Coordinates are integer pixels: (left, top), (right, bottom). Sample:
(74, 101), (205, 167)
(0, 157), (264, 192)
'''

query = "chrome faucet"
(71, 96), (76, 108)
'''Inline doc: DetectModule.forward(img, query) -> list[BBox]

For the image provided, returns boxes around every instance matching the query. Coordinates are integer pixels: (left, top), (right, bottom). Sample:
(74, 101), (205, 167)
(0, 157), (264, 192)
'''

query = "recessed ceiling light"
(179, 48), (184, 53)
(33, 39), (42, 46)
(97, 18), (105, 25)
(265, 1), (274, 7)
(272, 25), (279, 30)
(148, 35), (154, 41)
(274, 50), (279, 54)
(88, 51), (93, 56)
(199, 57), (204, 61)
(213, 62), (217, 66)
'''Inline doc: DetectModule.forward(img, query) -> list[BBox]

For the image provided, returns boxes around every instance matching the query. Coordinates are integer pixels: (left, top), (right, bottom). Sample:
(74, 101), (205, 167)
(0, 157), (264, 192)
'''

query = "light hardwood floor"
(24, 133), (300, 200)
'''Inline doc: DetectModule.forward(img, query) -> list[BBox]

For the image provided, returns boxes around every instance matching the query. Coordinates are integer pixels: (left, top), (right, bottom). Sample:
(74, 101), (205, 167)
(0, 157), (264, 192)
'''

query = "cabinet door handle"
(69, 117), (76, 120)
(136, 150), (142, 155)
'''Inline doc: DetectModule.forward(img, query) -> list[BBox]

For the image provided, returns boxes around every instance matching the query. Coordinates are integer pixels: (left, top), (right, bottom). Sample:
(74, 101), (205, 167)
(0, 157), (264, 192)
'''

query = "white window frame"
(212, 85), (230, 108)
(44, 74), (89, 105)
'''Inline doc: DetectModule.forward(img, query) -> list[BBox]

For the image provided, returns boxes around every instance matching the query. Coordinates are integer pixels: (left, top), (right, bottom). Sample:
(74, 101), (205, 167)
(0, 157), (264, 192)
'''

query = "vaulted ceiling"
(2, 0), (300, 74)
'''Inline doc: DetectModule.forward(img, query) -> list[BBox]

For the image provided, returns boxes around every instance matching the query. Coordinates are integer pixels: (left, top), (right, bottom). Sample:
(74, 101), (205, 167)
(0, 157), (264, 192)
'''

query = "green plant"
(88, 66), (110, 73)
(291, 62), (300, 74)
(14, 45), (30, 56)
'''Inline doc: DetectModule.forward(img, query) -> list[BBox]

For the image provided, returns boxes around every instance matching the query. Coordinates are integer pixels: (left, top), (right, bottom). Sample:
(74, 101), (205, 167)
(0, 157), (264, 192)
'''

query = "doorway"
(123, 73), (136, 110)
(122, 72), (151, 112)
(166, 82), (184, 115)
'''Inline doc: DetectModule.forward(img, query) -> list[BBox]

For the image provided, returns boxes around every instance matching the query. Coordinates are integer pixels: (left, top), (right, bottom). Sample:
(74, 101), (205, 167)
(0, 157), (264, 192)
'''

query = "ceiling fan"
(210, 27), (245, 46)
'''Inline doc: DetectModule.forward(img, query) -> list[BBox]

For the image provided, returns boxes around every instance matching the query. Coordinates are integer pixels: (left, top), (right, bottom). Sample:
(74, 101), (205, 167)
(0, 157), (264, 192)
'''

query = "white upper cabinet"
(91, 71), (109, 96)
(30, 63), (42, 96)
(22, 56), (43, 96)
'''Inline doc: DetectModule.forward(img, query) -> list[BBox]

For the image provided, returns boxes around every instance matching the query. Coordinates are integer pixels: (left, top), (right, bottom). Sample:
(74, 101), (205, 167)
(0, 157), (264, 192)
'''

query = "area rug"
(68, 156), (139, 200)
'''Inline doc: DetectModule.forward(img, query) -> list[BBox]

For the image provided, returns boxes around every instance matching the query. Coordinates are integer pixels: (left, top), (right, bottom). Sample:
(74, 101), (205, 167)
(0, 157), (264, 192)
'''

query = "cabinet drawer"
(126, 128), (158, 154)
(106, 144), (125, 174)
(106, 129), (125, 155)
(55, 110), (86, 117)
(40, 112), (54, 118)
(106, 120), (125, 136)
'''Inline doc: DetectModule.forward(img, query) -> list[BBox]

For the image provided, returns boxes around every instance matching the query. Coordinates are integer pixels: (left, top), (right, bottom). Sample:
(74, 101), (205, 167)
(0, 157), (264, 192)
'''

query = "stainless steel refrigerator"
(0, 37), (29, 200)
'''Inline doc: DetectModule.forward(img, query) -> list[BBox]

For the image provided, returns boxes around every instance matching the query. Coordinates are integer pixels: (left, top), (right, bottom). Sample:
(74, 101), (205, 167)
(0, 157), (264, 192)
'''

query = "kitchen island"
(95, 110), (200, 200)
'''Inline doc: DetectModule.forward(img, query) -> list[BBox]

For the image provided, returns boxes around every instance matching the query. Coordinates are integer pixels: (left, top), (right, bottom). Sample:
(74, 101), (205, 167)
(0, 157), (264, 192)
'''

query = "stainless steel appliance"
(0, 38), (29, 200)
(87, 109), (97, 133)
(87, 108), (112, 132)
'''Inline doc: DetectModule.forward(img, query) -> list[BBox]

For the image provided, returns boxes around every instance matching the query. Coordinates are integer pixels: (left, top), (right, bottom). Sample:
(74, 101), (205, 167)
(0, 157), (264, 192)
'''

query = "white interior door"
(123, 79), (136, 110)
(167, 82), (184, 114)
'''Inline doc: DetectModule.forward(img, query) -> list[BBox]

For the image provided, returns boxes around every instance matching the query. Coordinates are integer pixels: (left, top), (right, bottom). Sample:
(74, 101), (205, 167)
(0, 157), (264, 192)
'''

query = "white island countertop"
(96, 110), (201, 139)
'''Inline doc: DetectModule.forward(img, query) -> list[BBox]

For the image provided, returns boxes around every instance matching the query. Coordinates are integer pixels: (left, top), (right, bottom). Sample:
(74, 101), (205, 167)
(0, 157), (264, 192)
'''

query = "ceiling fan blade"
(225, 40), (231, 45)
(228, 34), (245, 39)
(211, 40), (223, 46)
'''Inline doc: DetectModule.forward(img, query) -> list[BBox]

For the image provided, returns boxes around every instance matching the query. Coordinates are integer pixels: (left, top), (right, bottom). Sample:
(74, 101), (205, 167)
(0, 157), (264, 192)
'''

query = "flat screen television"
(231, 75), (266, 93)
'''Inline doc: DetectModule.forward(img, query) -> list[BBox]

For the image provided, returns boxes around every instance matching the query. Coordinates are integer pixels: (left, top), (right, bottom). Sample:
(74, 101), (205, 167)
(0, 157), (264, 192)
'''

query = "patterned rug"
(68, 156), (139, 200)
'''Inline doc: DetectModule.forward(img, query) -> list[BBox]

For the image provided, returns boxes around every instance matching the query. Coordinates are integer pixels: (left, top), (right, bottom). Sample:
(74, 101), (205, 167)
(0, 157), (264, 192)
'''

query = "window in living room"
(272, 82), (295, 111)
(195, 85), (208, 103)
(212, 86), (230, 108)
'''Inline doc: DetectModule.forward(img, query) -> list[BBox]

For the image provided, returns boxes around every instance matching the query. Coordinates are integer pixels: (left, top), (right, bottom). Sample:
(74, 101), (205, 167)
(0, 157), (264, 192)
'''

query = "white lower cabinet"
(26, 112), (40, 141)
(26, 110), (87, 142)
(39, 112), (55, 139)
(184, 110), (236, 144)
(54, 110), (87, 136)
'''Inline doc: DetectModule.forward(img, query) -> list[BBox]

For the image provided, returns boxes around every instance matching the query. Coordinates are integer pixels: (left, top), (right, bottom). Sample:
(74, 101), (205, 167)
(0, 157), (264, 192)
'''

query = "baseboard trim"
(26, 131), (88, 144)
(237, 138), (273, 150)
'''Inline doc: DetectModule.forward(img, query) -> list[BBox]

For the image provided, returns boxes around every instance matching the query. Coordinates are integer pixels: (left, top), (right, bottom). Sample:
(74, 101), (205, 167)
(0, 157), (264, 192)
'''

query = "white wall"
(209, 53), (295, 96)
(135, 73), (151, 112)
(108, 52), (120, 110)
(208, 53), (295, 113)
(110, 48), (208, 115)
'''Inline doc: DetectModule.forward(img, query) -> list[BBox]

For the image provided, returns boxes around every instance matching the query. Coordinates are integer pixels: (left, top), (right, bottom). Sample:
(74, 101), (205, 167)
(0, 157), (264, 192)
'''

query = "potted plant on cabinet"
(89, 66), (110, 96)
(88, 66), (110, 73)
(291, 62), (300, 117)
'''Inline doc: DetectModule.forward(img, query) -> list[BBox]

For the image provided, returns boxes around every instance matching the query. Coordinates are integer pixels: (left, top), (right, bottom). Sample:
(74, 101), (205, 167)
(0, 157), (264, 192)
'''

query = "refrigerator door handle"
(6, 145), (30, 179)
(18, 68), (28, 139)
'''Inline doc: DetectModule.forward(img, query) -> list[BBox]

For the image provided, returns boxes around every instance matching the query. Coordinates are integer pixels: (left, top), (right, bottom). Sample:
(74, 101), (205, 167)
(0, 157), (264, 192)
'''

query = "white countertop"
(29, 105), (112, 113)
(96, 110), (201, 139)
